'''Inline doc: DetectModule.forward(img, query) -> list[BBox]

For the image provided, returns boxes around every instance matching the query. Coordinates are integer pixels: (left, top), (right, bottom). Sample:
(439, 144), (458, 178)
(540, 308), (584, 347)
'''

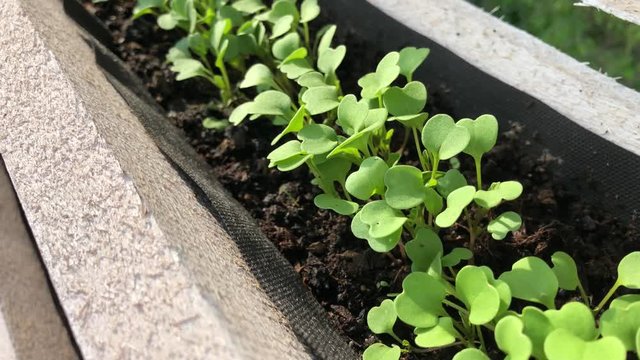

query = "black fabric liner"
(63, 0), (640, 359)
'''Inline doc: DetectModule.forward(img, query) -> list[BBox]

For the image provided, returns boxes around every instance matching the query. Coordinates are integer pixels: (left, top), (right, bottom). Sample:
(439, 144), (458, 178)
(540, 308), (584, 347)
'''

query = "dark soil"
(84, 1), (639, 358)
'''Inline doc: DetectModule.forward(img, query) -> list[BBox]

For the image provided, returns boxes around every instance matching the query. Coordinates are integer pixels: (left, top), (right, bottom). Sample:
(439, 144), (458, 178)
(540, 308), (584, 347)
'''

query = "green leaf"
(202, 117), (229, 131)
(414, 317), (458, 348)
(351, 210), (403, 253)
(360, 201), (407, 239)
(600, 301), (640, 351)
(551, 251), (580, 291)
(267, 140), (303, 163)
(300, 0), (320, 23)
(545, 302), (596, 341)
(394, 272), (446, 328)
(301, 86), (340, 115)
(272, 32), (300, 60)
(211, 19), (232, 52)
(436, 169), (468, 198)
(421, 114), (471, 160)
(452, 348), (490, 360)
(495, 316), (532, 360)
(133, 0), (164, 19)
(441, 248), (473, 267)
(458, 114), (498, 161)
(358, 52), (401, 99)
(405, 228), (442, 274)
(544, 329), (626, 360)
(297, 71), (326, 88)
(313, 194), (358, 215)
(297, 123), (338, 154)
(487, 211), (522, 240)
(435, 185), (476, 228)
(280, 58), (314, 79)
(424, 187), (443, 216)
(281, 47), (308, 63)
(337, 94), (369, 135)
(229, 102), (252, 125)
(318, 46), (346, 76)
(383, 81), (427, 118)
(272, 105), (307, 145)
(362, 344), (401, 360)
(240, 64), (273, 88)
(610, 294), (640, 310)
(218, 5), (244, 27)
(270, 15), (294, 39)
(367, 299), (397, 336)
(315, 157), (352, 188)
(473, 181), (523, 209)
(166, 38), (191, 63)
(316, 24), (336, 56)
(250, 90), (293, 116)
(499, 256), (558, 309)
(158, 12), (178, 30)
(170, 59), (210, 81)
(232, 0), (266, 14)
(456, 266), (502, 324)
(618, 251), (640, 289)
(345, 156), (388, 200)
(398, 47), (430, 81)
(384, 165), (425, 209)
(520, 306), (554, 360)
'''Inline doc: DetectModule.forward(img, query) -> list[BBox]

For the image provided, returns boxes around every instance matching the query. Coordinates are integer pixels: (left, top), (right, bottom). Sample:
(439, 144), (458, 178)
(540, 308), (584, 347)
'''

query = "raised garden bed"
(5, 0), (640, 358)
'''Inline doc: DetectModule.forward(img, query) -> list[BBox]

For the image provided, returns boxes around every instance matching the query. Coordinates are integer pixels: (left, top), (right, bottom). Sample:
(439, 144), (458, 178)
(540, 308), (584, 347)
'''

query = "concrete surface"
(0, 0), (312, 359)
(368, 0), (640, 157)
(0, 157), (78, 360)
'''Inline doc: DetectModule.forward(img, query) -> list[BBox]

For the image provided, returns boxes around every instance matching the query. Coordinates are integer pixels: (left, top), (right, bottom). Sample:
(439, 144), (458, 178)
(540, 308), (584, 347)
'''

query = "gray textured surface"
(580, 0), (640, 25)
(0, 0), (311, 359)
(0, 158), (78, 360)
(367, 0), (640, 156)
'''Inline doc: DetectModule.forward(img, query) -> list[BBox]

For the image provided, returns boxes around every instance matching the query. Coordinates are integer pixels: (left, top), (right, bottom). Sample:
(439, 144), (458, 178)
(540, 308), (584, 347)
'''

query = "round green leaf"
(499, 256), (558, 309)
(436, 169), (468, 199)
(600, 301), (640, 351)
(520, 306), (554, 360)
(360, 201), (407, 238)
(240, 63), (273, 88)
(272, 105), (307, 145)
(544, 329), (626, 360)
(452, 348), (490, 360)
(551, 251), (580, 291)
(545, 302), (596, 341)
(424, 187), (443, 216)
(362, 343), (401, 360)
(313, 194), (358, 215)
(394, 272), (446, 328)
(414, 317), (458, 348)
(158, 13), (178, 30)
(300, 0), (320, 22)
(421, 114), (471, 160)
(318, 45), (346, 76)
(170, 58), (209, 81)
(398, 47), (430, 81)
(272, 32), (300, 60)
(382, 81), (427, 118)
(442, 248), (473, 267)
(337, 94), (369, 135)
(405, 228), (442, 274)
(301, 85), (340, 115)
(297, 123), (338, 154)
(384, 165), (425, 209)
(618, 251), (640, 289)
(297, 71), (326, 88)
(249, 90), (292, 116)
(345, 156), (388, 200)
(458, 115), (498, 161)
(609, 294), (640, 310)
(367, 299), (397, 335)
(358, 52), (400, 99)
(495, 316), (532, 360)
(456, 266), (501, 324)
(487, 211), (522, 240)
(435, 185), (476, 228)
(473, 181), (523, 209)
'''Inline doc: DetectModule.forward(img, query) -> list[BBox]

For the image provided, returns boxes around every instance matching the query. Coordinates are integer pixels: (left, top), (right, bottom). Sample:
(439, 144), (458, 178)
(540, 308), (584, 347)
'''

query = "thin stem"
(218, 59), (233, 104)
(577, 280), (591, 307)
(594, 280), (621, 313)
(476, 326), (487, 353)
(412, 127), (429, 170)
(443, 299), (469, 316)
(429, 155), (439, 183)
(397, 126), (411, 155)
(474, 156), (483, 190)
(388, 331), (403, 344)
(339, 181), (352, 201)
(303, 22), (311, 51)
(467, 210), (476, 263)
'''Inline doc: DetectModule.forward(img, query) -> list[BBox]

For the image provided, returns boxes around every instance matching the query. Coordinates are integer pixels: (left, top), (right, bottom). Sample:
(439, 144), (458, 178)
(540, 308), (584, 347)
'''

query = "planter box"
(1, 0), (639, 359)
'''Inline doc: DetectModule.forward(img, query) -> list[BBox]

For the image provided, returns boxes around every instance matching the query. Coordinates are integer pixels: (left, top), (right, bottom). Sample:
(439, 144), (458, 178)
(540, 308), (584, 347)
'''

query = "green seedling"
(119, 1), (640, 358)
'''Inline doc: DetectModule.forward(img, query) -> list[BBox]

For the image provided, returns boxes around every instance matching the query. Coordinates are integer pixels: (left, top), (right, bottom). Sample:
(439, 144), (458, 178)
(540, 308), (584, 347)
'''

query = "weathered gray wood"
(368, 0), (640, 157)
(0, 0), (312, 359)
(579, 0), (640, 25)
